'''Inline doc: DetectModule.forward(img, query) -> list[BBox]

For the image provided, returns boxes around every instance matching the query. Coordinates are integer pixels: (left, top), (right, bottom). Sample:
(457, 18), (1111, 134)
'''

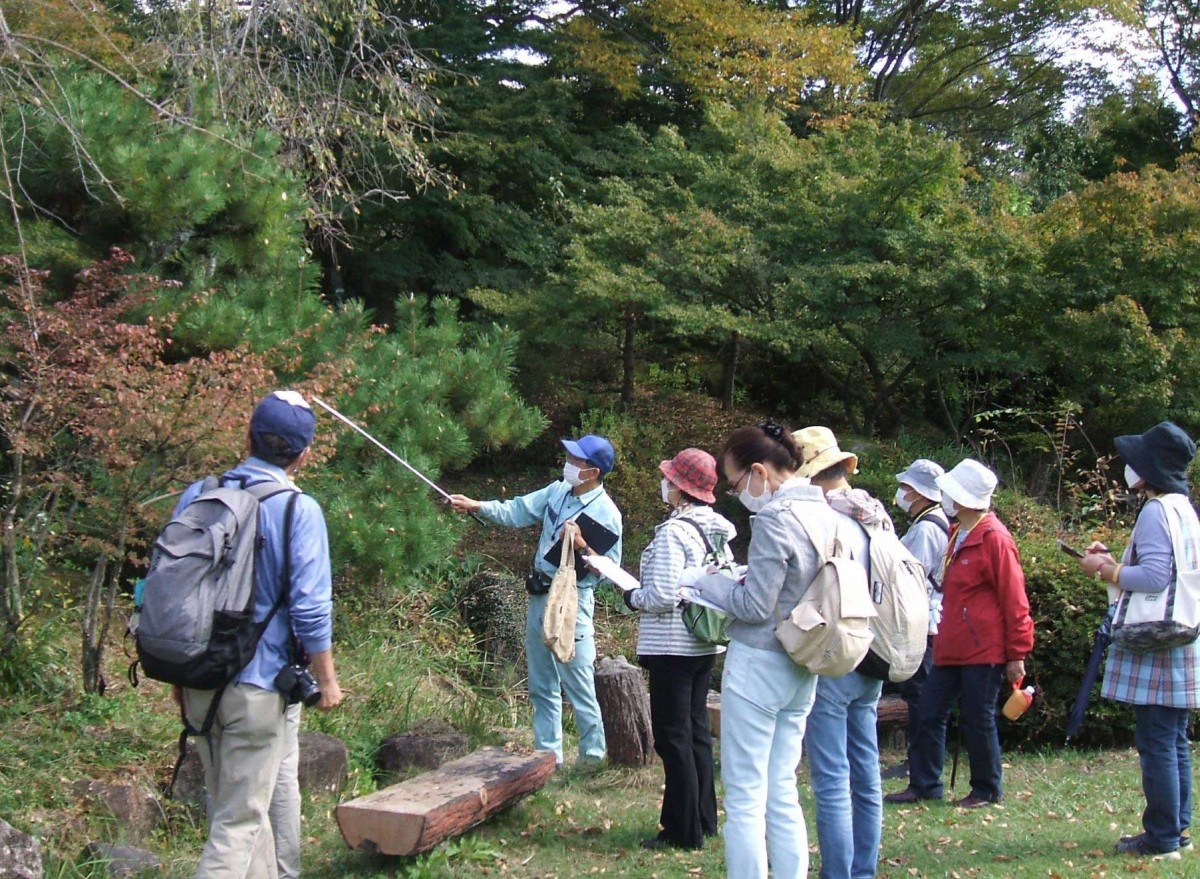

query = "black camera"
(275, 663), (321, 707)
(525, 571), (551, 595)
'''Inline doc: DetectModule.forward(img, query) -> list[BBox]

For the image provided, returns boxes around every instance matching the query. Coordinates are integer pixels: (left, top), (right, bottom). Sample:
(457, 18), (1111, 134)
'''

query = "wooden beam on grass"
(336, 747), (556, 856)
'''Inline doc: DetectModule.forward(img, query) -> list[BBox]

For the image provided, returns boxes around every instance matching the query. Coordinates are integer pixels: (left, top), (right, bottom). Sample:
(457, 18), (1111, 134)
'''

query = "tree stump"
(336, 747), (556, 856)
(707, 690), (721, 738)
(876, 694), (909, 751)
(594, 656), (654, 767)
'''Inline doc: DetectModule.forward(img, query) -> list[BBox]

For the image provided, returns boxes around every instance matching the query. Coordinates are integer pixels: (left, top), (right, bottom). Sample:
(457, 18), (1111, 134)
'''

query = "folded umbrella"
(1065, 607), (1114, 742)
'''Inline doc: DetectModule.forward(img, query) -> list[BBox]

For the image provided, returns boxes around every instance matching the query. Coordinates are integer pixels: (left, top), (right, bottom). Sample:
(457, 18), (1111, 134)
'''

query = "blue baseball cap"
(561, 434), (615, 475)
(250, 390), (316, 456)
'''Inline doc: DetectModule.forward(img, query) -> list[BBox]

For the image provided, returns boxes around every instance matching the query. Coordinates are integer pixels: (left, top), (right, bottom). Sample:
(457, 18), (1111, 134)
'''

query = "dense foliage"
(0, 0), (1197, 750)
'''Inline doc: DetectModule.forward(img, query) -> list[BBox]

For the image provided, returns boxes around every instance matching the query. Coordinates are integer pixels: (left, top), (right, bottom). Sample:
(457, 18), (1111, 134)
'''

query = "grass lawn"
(2, 596), (1195, 878)
(296, 743), (1198, 879)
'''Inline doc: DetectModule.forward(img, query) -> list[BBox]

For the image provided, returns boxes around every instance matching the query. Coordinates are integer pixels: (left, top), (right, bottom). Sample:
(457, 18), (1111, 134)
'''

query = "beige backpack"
(542, 521), (580, 662)
(775, 507), (876, 677)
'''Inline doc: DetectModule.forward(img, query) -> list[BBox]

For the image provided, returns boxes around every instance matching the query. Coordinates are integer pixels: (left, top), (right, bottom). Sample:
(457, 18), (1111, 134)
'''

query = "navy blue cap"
(250, 390), (316, 457)
(561, 434), (615, 475)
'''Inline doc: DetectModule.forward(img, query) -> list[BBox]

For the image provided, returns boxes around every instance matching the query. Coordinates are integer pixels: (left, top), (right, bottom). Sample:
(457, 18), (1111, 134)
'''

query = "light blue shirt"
(901, 508), (950, 590)
(478, 480), (623, 588)
(173, 457), (333, 692)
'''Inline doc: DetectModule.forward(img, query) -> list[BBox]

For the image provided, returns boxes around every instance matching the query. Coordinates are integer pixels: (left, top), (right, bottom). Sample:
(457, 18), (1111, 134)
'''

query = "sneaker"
(1115, 833), (1181, 860)
(884, 788), (939, 805)
(1181, 834), (1193, 853)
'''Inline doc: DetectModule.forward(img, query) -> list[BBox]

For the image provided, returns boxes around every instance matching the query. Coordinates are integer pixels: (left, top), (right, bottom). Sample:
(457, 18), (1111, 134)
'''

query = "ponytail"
(722, 419), (801, 474)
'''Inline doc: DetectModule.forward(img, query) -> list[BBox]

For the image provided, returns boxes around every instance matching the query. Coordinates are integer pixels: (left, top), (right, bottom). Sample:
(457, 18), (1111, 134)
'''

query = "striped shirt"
(1102, 494), (1200, 708)
(630, 505), (737, 657)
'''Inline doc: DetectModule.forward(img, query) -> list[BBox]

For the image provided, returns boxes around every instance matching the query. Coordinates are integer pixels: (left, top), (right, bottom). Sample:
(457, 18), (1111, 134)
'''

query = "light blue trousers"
(721, 640), (818, 879)
(525, 589), (606, 763)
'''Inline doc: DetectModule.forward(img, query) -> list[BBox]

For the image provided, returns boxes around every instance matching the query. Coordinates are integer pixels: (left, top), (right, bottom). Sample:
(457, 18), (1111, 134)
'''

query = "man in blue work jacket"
(449, 435), (622, 765)
(177, 391), (343, 879)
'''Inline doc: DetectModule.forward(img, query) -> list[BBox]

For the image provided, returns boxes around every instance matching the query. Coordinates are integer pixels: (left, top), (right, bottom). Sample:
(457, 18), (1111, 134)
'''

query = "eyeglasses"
(726, 468), (751, 497)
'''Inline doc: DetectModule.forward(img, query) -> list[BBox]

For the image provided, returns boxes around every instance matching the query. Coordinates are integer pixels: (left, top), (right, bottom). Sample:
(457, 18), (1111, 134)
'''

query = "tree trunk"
(594, 655), (654, 767)
(82, 556), (108, 694)
(81, 524), (126, 694)
(720, 331), (740, 411)
(620, 312), (636, 410)
(1, 449), (25, 657)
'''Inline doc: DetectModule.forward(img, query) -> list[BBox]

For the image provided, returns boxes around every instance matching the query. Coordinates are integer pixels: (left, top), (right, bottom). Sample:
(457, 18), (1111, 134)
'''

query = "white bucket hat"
(936, 459), (997, 511)
(895, 459), (944, 503)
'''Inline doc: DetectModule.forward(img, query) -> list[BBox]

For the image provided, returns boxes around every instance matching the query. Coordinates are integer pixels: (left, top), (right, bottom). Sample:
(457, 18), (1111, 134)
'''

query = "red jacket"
(934, 512), (1034, 666)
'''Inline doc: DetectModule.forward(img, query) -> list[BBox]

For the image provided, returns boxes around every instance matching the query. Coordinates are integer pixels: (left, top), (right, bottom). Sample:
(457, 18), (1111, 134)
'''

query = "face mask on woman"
(739, 467), (773, 513)
(1124, 464), (1143, 489)
(661, 478), (674, 505)
(894, 487), (913, 514)
(941, 497), (959, 519)
(563, 462), (585, 487)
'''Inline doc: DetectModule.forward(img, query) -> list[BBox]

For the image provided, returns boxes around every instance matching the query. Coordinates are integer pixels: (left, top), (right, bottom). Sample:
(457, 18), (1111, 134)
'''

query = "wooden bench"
(707, 691), (908, 745)
(337, 747), (556, 856)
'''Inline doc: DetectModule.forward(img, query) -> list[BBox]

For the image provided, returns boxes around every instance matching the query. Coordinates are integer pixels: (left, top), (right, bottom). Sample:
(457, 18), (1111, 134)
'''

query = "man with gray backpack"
(136, 390), (342, 879)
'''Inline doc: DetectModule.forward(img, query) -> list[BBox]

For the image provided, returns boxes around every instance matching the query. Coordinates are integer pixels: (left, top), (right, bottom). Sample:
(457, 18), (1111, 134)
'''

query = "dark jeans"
(642, 653), (719, 848)
(898, 638), (935, 768)
(1133, 704), (1192, 850)
(909, 664), (1004, 802)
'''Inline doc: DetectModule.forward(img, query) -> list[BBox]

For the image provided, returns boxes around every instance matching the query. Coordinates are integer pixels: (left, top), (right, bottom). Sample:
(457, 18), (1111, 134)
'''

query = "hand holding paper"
(583, 554), (640, 593)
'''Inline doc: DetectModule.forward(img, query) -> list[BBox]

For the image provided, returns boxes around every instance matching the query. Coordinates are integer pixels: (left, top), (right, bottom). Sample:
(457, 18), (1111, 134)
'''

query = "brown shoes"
(884, 789), (994, 808)
(883, 789), (939, 805)
(954, 794), (996, 809)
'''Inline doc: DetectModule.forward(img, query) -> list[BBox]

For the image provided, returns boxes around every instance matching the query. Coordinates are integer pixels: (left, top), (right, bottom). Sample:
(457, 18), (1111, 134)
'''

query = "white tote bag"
(1111, 495), (1200, 653)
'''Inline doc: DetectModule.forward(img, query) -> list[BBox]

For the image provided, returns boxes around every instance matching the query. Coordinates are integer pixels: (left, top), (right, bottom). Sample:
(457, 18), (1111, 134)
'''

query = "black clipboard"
(543, 513), (619, 571)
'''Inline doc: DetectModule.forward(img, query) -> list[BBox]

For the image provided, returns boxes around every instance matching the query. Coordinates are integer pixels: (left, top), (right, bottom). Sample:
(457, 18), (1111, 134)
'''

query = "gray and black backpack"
(135, 476), (298, 690)
(132, 475), (300, 785)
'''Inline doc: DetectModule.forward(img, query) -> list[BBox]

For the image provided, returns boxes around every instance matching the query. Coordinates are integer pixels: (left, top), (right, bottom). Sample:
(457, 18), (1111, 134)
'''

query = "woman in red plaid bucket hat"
(621, 447), (738, 850)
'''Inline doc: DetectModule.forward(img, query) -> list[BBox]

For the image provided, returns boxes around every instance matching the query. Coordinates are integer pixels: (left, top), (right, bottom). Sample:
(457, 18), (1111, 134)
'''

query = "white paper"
(678, 586), (728, 613)
(584, 554), (641, 593)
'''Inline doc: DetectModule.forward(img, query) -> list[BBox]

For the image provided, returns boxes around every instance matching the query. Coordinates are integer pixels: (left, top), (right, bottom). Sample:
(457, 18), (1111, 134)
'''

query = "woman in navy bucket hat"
(622, 448), (737, 850)
(1077, 421), (1200, 859)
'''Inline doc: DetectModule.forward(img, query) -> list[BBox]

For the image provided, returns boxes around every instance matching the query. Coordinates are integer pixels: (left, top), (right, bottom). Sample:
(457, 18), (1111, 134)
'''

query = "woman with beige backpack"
(689, 421), (867, 879)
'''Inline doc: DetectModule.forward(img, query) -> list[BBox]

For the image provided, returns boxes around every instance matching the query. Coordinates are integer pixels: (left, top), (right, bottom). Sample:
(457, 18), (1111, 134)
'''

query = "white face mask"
(941, 497), (959, 518)
(738, 467), (773, 513)
(1125, 464), (1143, 489)
(661, 478), (673, 505)
(563, 462), (585, 487)
(894, 487), (913, 514)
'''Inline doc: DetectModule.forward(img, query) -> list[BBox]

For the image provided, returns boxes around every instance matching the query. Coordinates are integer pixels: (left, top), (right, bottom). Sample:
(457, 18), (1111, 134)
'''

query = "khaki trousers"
(269, 704), (302, 879)
(184, 683), (287, 879)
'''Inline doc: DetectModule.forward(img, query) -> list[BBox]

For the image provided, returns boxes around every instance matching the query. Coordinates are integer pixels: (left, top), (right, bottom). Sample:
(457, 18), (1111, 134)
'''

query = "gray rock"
(80, 843), (161, 877)
(376, 719), (469, 777)
(168, 731), (349, 806)
(0, 817), (42, 879)
(71, 781), (163, 842)
(297, 731), (348, 795)
(164, 741), (204, 812)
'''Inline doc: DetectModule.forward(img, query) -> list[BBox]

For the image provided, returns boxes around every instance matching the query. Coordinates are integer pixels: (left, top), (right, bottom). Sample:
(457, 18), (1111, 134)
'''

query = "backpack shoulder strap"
(913, 506), (951, 536)
(674, 517), (714, 557)
(786, 504), (833, 565)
